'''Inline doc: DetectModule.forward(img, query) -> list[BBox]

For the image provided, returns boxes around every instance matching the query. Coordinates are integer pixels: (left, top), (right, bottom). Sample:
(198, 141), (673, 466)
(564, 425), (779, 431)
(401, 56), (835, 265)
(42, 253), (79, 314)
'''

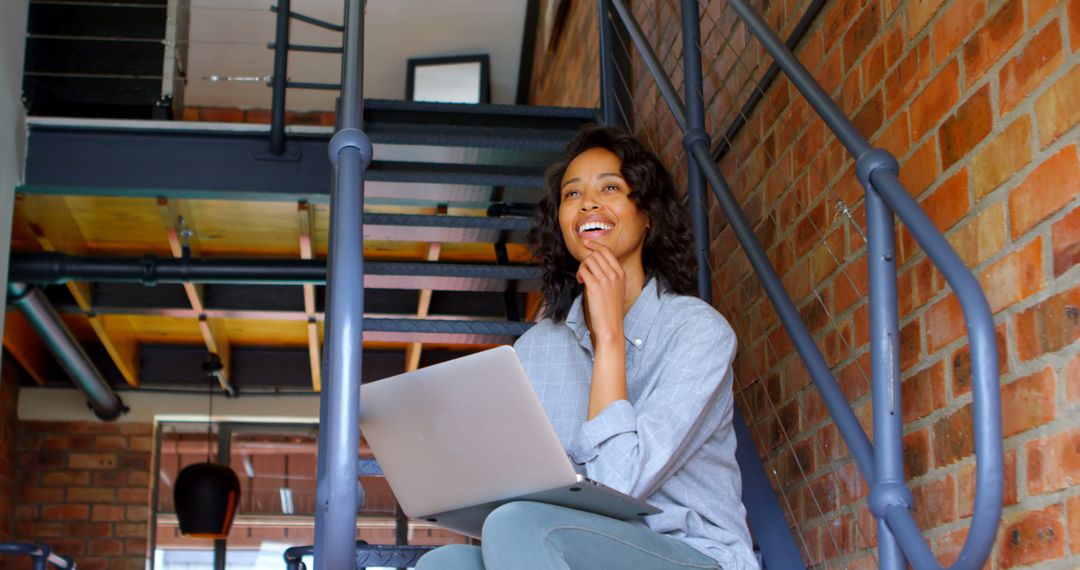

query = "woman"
(417, 126), (757, 569)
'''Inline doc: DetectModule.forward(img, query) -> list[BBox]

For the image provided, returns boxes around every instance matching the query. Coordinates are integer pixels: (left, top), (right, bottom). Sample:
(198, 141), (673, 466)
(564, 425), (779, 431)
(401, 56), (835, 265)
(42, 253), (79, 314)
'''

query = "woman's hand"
(577, 241), (626, 345)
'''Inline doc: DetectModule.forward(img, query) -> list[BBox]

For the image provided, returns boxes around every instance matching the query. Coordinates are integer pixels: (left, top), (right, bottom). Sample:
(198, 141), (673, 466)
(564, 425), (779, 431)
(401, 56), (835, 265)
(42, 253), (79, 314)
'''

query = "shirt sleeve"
(566, 311), (737, 499)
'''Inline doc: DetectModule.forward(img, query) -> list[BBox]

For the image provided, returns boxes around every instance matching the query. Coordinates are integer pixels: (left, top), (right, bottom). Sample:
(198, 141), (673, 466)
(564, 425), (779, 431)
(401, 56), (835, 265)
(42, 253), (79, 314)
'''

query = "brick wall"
(0, 358), (20, 542)
(532, 0), (1079, 567)
(13, 421), (153, 570)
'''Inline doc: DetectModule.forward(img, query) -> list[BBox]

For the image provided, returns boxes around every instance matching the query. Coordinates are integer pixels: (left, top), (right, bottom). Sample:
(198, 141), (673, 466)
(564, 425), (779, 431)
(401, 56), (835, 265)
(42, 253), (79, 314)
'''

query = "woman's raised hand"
(577, 240), (626, 346)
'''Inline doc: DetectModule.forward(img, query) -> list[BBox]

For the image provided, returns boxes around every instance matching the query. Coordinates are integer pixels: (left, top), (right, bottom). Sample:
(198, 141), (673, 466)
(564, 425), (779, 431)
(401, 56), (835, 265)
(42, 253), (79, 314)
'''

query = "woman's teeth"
(578, 221), (614, 233)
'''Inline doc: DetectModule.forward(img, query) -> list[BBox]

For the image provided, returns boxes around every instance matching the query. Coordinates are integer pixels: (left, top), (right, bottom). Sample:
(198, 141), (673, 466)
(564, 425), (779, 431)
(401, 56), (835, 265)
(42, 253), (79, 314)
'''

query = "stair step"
(367, 161), (544, 187)
(364, 99), (596, 150)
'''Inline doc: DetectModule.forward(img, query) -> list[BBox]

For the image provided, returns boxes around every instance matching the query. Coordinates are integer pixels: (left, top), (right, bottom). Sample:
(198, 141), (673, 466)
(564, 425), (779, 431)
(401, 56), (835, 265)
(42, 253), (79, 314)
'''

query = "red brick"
(1037, 63), (1080, 149)
(885, 37), (933, 115)
(17, 521), (63, 538)
(911, 474), (956, 528)
(90, 504), (125, 522)
(852, 89), (884, 137)
(94, 435), (127, 451)
(910, 59), (960, 141)
(951, 322), (1008, 396)
(1010, 145), (1080, 238)
(874, 110), (910, 158)
(89, 540), (123, 557)
(920, 167), (970, 231)
(1015, 283), (1080, 360)
(907, 0), (947, 38)
(947, 202), (1008, 267)
(1067, 351), (1080, 403)
(19, 486), (64, 503)
(126, 504), (149, 522)
(903, 427), (931, 478)
(932, 0), (986, 66)
(939, 85), (993, 168)
(899, 135), (941, 197)
(1002, 367), (1057, 437)
(198, 107), (244, 123)
(1000, 21), (1065, 116)
(1052, 203), (1080, 279)
(62, 521), (111, 539)
(67, 487), (117, 503)
(926, 294), (965, 353)
(68, 453), (117, 469)
(118, 488), (149, 505)
(972, 115), (1032, 199)
(933, 403), (974, 465)
(861, 40), (887, 94)
(901, 359), (947, 424)
(114, 522), (147, 538)
(979, 237), (1045, 314)
(963, 0), (1024, 87)
(843, 2), (880, 71)
(900, 317), (923, 371)
(1026, 425), (1080, 495)
(180, 107), (199, 122)
(1071, 0), (1080, 49)
(959, 448), (1018, 516)
(125, 539), (147, 556)
(42, 504), (89, 520)
(998, 504), (1066, 567)
(1070, 494), (1080, 554)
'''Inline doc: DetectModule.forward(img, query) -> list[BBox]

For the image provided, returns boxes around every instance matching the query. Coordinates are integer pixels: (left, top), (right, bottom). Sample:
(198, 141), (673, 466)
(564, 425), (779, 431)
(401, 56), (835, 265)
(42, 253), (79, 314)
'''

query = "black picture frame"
(405, 54), (491, 104)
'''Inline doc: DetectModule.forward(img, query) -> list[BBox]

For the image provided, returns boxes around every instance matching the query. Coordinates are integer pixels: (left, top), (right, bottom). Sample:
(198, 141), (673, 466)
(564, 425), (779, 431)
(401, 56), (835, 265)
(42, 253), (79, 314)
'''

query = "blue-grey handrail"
(607, 0), (1003, 568)
(0, 542), (76, 569)
(313, 0), (371, 568)
(608, 0), (877, 484)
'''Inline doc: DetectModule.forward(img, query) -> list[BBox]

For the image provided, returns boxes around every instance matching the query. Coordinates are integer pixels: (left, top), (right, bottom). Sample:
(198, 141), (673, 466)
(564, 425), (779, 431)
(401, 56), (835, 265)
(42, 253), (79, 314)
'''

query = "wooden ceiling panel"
(223, 318), (309, 346)
(184, 199), (302, 257)
(62, 196), (172, 255)
(125, 315), (205, 344)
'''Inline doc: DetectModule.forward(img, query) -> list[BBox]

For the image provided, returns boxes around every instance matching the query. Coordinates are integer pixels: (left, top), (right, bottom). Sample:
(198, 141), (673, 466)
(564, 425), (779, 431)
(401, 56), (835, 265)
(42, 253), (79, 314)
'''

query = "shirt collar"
(564, 277), (664, 352)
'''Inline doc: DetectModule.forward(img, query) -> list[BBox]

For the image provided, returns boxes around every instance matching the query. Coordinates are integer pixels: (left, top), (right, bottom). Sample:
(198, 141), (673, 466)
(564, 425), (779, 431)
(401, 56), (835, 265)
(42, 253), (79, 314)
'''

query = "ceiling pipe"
(7, 283), (128, 421)
(8, 252), (539, 285)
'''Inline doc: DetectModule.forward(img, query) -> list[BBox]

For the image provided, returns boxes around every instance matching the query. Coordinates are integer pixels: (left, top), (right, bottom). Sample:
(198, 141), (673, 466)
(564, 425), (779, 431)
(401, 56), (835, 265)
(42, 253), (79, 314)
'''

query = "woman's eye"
(564, 190), (581, 199)
(603, 184), (618, 192)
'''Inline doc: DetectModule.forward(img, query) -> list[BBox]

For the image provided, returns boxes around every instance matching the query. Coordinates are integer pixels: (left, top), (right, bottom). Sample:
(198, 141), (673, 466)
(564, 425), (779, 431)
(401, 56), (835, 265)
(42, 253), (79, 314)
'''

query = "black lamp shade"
(173, 462), (241, 539)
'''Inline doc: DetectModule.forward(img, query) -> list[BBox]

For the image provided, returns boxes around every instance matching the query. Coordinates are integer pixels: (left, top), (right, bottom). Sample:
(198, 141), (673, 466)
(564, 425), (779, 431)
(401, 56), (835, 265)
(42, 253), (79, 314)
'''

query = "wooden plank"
(18, 195), (142, 387)
(2, 312), (51, 385)
(404, 243), (442, 373)
(298, 202), (321, 391)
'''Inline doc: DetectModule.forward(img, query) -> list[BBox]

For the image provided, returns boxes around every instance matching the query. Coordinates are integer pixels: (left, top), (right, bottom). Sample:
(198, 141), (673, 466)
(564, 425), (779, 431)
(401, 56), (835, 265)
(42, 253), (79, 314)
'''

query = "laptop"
(358, 345), (661, 538)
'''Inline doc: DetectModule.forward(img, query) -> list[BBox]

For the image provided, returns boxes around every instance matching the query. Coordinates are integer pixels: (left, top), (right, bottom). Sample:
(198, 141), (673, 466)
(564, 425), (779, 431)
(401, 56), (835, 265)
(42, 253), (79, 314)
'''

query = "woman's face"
(557, 147), (650, 268)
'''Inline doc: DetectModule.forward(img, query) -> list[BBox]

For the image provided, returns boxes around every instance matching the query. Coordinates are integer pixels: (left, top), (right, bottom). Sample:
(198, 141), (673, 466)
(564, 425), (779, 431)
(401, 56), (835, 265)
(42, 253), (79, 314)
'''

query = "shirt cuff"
(567, 399), (637, 464)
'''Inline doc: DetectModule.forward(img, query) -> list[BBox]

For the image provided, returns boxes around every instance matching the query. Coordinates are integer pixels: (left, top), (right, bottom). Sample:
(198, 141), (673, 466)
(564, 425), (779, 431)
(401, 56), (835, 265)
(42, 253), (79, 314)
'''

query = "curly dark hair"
(527, 125), (698, 322)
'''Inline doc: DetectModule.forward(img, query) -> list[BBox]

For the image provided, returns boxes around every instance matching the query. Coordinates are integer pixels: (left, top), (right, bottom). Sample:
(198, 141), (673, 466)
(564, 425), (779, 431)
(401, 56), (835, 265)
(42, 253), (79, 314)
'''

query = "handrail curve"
(604, 0), (1004, 568)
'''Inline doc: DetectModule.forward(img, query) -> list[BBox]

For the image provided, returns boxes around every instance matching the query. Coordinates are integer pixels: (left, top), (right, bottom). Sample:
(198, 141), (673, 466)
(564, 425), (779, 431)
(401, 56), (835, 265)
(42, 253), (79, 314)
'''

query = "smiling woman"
(415, 127), (761, 569)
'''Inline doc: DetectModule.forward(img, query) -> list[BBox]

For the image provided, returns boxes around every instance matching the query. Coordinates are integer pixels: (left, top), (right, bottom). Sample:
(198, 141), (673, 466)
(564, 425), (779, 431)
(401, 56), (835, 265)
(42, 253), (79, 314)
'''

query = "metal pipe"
(687, 142), (876, 482)
(865, 188), (907, 570)
(680, 0), (712, 302)
(608, 0), (876, 482)
(725, 0), (869, 158)
(315, 0), (368, 566)
(269, 0), (291, 156)
(609, 0), (687, 131)
(9, 252), (540, 284)
(7, 283), (126, 421)
(711, 0), (827, 161)
(0, 542), (76, 570)
(597, 0), (619, 127)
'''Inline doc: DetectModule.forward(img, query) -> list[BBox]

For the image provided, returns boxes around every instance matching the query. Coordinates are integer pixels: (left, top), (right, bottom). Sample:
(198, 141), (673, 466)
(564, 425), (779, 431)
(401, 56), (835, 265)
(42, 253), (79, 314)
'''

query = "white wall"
(0, 0), (30, 382)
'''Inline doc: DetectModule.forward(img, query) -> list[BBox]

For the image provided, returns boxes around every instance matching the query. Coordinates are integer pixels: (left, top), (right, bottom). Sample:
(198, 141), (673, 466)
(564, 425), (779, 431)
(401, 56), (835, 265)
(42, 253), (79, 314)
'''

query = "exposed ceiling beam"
(158, 197), (234, 395)
(404, 243), (441, 373)
(2, 312), (51, 385)
(15, 195), (141, 387)
(298, 201), (321, 391)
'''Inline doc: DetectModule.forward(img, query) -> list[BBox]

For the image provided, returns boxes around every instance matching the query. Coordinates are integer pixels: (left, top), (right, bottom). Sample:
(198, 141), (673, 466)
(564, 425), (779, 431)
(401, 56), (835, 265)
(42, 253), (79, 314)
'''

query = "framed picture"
(406, 55), (490, 104)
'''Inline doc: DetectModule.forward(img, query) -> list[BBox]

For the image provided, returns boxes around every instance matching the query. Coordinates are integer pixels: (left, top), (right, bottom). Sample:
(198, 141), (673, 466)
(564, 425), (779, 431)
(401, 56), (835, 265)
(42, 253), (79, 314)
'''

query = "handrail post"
(269, 0), (291, 155)
(597, 0), (619, 127)
(679, 0), (711, 301)
(313, 0), (369, 568)
(865, 186), (908, 570)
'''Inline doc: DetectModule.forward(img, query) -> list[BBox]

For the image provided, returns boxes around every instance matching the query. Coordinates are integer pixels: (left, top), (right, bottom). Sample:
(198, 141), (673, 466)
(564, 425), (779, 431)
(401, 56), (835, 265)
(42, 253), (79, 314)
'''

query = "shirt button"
(634, 339), (642, 346)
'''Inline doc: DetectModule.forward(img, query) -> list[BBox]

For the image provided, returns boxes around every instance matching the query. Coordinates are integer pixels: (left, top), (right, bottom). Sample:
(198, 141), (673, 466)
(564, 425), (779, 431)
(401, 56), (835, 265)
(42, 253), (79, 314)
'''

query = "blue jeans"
(415, 501), (721, 569)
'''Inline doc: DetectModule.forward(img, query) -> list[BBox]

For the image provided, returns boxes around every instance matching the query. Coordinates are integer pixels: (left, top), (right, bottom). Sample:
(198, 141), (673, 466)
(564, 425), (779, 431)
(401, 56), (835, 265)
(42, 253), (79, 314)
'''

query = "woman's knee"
(414, 544), (483, 570)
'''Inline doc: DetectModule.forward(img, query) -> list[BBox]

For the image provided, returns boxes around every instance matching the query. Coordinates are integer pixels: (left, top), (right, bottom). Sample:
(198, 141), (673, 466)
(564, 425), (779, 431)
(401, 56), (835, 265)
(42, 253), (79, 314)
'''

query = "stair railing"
(0, 542), (77, 569)
(600, 1), (1003, 569)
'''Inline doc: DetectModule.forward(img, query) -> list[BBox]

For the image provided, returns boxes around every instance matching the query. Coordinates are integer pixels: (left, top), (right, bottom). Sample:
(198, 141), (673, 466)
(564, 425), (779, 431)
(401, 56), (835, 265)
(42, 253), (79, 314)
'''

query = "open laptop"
(358, 345), (661, 538)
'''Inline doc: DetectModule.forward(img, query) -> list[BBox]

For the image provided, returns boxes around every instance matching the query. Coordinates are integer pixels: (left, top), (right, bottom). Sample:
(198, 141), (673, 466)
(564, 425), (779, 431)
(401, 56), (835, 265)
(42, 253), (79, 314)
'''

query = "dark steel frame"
(405, 54), (491, 103)
(601, 0), (1003, 568)
(0, 542), (76, 569)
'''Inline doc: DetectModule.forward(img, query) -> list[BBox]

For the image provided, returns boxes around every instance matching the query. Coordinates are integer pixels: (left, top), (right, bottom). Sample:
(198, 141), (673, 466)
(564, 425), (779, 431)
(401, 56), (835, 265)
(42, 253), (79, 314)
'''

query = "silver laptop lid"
(359, 346), (579, 518)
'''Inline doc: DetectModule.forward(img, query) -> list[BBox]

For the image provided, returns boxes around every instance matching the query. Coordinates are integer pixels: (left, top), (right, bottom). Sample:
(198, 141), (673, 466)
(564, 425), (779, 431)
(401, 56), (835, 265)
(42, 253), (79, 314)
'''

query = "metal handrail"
(0, 542), (77, 569)
(604, 0), (1003, 568)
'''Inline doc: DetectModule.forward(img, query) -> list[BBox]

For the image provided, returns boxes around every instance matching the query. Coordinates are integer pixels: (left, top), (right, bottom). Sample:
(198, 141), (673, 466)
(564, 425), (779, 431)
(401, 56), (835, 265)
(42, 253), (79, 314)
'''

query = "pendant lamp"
(173, 356), (241, 539)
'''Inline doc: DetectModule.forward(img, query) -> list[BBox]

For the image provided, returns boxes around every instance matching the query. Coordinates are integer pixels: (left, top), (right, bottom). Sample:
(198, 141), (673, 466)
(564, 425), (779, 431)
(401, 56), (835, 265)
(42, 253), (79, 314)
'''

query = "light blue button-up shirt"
(514, 278), (758, 569)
